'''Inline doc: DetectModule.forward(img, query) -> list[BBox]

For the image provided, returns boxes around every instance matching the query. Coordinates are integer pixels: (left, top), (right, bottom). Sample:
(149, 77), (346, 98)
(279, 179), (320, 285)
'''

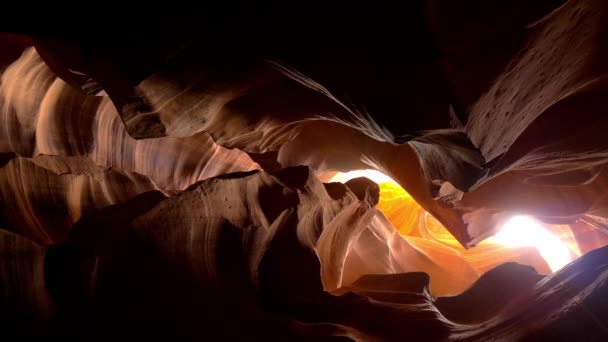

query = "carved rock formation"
(2, 0), (608, 340)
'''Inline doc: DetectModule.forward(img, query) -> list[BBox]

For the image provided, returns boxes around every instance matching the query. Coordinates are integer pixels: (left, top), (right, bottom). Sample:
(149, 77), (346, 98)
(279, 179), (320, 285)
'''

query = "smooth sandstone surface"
(2, 0), (608, 340)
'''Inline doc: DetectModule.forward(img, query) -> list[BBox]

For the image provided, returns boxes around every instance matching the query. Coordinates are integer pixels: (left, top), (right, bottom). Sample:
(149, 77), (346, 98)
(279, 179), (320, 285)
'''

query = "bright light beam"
(488, 216), (572, 272)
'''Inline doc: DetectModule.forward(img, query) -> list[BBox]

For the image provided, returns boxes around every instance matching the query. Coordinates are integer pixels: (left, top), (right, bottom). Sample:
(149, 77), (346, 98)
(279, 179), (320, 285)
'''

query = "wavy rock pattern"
(1, 168), (608, 340)
(1, 0), (608, 339)
(0, 49), (259, 191)
(21, 0), (608, 248)
(0, 155), (166, 244)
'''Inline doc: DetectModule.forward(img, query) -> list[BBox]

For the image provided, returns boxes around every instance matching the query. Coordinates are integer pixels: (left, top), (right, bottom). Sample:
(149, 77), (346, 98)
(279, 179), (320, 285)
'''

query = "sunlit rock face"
(331, 170), (608, 296)
(2, 0), (608, 340)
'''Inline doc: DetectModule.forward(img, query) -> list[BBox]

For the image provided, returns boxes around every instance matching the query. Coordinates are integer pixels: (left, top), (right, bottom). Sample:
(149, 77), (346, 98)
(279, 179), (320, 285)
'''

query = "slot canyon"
(3, 1), (608, 340)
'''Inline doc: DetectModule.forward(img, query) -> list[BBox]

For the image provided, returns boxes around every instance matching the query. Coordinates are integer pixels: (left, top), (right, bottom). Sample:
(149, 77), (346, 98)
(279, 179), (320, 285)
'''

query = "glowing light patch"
(328, 170), (578, 275)
(488, 216), (572, 272)
(329, 169), (399, 185)
(329, 170), (420, 235)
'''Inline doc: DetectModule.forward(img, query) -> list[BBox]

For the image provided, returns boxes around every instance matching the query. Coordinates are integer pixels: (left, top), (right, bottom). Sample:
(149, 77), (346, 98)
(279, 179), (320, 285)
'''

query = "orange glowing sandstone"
(375, 180), (596, 277)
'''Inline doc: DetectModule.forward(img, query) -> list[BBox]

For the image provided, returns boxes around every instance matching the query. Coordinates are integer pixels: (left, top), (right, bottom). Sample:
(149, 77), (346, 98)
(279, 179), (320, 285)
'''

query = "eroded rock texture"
(2, 0), (608, 340)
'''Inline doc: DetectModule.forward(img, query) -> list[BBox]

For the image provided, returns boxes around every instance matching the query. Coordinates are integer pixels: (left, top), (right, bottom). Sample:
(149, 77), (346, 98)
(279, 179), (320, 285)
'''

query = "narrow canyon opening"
(326, 169), (608, 296)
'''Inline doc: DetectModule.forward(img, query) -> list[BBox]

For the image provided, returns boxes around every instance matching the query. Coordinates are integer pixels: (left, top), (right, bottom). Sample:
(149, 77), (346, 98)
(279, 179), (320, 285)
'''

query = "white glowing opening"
(329, 169), (398, 185)
(330, 172), (573, 273)
(487, 216), (572, 272)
